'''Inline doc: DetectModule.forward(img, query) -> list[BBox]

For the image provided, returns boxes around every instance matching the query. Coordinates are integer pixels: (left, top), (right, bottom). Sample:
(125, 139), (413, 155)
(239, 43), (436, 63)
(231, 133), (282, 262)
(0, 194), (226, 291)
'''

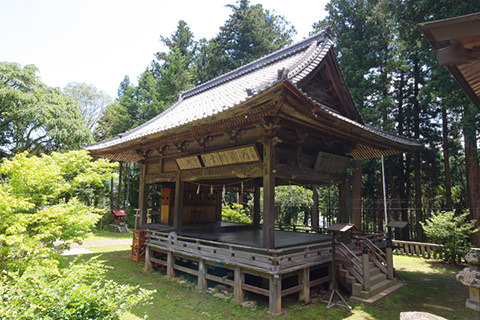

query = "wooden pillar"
(233, 267), (244, 303)
(338, 175), (350, 223)
(362, 252), (370, 291)
(167, 251), (175, 278)
(386, 247), (394, 280)
(138, 163), (149, 228)
(197, 259), (207, 291)
(253, 185), (261, 227)
(352, 161), (363, 230)
(269, 274), (282, 316)
(144, 245), (152, 272)
(311, 185), (319, 231)
(263, 139), (276, 249)
(173, 172), (184, 233)
(299, 267), (311, 304)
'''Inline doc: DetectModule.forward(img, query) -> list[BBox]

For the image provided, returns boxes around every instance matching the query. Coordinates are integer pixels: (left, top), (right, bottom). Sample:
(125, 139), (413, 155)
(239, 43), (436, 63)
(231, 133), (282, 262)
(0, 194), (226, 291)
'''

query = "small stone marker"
(400, 312), (448, 320)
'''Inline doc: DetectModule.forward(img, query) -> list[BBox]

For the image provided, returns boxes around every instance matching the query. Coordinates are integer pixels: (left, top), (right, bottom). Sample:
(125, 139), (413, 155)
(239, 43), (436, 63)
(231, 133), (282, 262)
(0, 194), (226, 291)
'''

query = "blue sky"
(0, 0), (328, 99)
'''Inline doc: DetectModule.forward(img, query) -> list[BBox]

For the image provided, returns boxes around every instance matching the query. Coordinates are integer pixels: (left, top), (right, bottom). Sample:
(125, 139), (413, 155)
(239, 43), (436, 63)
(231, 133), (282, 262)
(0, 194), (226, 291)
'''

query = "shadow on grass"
(351, 260), (473, 320)
(63, 252), (474, 320)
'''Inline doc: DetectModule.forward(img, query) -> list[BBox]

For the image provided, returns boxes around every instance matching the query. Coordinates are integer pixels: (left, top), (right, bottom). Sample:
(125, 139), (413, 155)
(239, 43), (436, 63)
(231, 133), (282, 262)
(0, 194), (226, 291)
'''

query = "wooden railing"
(275, 223), (328, 234)
(146, 229), (332, 274)
(336, 242), (363, 284)
(392, 240), (443, 259)
(363, 238), (388, 274)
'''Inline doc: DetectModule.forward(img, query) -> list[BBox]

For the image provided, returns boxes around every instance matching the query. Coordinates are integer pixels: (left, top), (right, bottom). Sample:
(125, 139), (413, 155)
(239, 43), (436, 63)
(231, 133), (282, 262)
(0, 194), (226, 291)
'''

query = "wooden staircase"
(336, 237), (404, 303)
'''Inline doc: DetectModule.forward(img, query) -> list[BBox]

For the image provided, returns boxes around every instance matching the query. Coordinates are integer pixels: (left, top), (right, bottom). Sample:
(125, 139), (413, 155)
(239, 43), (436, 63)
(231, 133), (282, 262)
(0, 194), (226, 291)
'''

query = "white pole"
(381, 156), (388, 231)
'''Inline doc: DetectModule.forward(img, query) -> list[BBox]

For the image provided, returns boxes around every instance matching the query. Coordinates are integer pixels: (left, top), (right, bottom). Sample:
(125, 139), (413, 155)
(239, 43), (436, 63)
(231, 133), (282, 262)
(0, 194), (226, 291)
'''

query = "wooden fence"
(392, 240), (480, 260)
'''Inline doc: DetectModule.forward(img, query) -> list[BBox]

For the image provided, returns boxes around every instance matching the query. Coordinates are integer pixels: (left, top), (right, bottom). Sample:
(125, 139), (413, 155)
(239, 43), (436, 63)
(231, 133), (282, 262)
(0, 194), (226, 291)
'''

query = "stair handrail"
(336, 242), (363, 284)
(364, 238), (388, 274)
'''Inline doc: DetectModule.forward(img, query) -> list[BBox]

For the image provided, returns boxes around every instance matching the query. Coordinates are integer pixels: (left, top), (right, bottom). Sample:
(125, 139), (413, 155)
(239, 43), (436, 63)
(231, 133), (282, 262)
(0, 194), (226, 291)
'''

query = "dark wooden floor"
(146, 222), (330, 249)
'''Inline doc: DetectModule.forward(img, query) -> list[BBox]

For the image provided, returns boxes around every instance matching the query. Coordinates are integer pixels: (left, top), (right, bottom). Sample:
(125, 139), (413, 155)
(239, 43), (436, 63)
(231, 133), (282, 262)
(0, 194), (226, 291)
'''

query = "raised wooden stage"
(143, 223), (332, 315)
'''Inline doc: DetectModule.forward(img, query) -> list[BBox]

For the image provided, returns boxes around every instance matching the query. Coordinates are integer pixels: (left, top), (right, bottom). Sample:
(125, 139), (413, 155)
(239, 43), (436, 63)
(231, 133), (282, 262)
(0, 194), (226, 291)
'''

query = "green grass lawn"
(72, 246), (474, 320)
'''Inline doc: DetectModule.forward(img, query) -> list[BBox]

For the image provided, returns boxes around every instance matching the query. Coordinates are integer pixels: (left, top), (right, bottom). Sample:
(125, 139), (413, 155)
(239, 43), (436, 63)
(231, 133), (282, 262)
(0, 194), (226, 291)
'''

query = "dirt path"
(71, 238), (132, 248)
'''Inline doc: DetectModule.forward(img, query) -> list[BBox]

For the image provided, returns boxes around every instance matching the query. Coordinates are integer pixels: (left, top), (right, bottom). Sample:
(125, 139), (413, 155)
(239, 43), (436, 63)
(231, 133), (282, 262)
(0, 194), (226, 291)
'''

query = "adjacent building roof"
(419, 12), (480, 110)
(87, 31), (421, 161)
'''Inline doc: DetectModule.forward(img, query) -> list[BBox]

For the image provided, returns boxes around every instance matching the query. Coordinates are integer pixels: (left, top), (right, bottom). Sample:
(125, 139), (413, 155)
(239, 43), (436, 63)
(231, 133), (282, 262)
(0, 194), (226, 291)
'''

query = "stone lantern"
(457, 250), (480, 319)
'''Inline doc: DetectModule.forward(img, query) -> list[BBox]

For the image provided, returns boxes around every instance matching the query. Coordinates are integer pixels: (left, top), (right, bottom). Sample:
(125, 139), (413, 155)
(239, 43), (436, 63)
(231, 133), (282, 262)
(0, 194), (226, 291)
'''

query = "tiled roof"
(87, 31), (334, 151)
(86, 30), (421, 159)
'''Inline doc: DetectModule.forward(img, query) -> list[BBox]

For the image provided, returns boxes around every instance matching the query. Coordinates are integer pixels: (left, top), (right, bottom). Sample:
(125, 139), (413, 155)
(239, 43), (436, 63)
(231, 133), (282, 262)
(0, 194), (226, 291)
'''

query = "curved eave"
(86, 84), (285, 162)
(282, 81), (423, 159)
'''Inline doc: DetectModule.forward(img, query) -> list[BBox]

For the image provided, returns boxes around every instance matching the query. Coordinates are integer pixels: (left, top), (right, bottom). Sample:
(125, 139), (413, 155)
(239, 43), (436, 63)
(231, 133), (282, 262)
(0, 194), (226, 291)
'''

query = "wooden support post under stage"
(197, 259), (207, 291)
(253, 185), (261, 227)
(144, 246), (153, 272)
(269, 274), (282, 316)
(167, 251), (175, 278)
(138, 163), (149, 228)
(263, 139), (276, 249)
(173, 173), (184, 233)
(299, 267), (311, 304)
(352, 161), (362, 230)
(311, 185), (319, 231)
(233, 267), (244, 303)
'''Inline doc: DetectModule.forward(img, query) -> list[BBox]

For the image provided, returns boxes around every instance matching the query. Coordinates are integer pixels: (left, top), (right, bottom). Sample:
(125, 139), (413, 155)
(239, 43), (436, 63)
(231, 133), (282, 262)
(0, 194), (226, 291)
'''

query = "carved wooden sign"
(177, 145), (260, 170)
(176, 156), (202, 170)
(314, 151), (349, 174)
(201, 152), (223, 167)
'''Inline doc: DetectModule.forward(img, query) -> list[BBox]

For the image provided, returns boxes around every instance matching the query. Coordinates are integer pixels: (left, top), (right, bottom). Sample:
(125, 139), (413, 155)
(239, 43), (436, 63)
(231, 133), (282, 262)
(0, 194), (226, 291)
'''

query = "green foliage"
(222, 203), (251, 224)
(64, 82), (112, 131)
(275, 186), (313, 226)
(0, 150), (117, 274)
(421, 211), (477, 264)
(197, 0), (295, 81)
(0, 258), (153, 320)
(0, 62), (92, 157)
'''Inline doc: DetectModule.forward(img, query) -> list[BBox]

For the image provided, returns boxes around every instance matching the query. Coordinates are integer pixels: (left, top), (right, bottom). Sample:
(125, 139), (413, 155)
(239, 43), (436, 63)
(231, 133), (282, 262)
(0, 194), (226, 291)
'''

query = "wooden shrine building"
(87, 31), (421, 314)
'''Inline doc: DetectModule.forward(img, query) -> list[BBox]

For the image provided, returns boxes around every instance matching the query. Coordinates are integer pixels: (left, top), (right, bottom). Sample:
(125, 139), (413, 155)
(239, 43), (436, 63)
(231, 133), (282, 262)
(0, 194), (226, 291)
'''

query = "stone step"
(356, 279), (398, 299)
(369, 272), (386, 286)
(350, 281), (404, 304)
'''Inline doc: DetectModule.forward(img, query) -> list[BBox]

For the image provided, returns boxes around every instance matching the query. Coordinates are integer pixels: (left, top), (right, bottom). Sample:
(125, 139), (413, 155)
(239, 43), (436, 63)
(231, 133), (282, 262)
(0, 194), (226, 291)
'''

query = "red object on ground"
(112, 209), (126, 217)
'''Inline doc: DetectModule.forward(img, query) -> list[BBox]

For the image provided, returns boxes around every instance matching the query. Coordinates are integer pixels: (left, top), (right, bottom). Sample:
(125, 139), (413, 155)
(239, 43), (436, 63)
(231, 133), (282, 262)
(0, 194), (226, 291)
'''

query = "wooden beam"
(180, 162), (263, 181)
(437, 42), (472, 66)
(138, 163), (149, 228)
(173, 173), (184, 232)
(274, 164), (343, 185)
(146, 172), (176, 184)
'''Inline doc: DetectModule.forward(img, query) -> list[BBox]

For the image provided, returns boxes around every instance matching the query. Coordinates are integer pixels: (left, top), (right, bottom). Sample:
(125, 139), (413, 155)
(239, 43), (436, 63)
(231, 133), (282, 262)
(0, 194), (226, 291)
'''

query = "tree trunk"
(413, 58), (424, 241)
(396, 71), (409, 240)
(441, 107), (453, 211)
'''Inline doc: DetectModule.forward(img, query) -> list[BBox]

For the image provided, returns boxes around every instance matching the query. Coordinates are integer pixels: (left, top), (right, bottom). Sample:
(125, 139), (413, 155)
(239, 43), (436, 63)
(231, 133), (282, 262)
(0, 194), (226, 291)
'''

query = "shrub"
(222, 203), (252, 224)
(0, 258), (154, 320)
(421, 210), (477, 264)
